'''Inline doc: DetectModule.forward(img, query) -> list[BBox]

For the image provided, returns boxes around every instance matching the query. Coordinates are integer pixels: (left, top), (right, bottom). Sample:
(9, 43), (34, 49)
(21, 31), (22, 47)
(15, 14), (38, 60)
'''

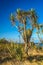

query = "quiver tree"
(10, 8), (43, 55)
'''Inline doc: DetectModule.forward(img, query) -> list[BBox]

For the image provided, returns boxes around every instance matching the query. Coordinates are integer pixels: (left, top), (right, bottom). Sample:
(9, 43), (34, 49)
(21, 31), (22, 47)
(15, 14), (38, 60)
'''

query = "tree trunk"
(25, 28), (34, 55)
(23, 23), (28, 55)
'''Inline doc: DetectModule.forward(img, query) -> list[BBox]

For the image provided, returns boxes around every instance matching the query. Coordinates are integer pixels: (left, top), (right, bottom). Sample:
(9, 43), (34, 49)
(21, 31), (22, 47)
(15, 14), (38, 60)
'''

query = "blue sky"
(0, 0), (43, 42)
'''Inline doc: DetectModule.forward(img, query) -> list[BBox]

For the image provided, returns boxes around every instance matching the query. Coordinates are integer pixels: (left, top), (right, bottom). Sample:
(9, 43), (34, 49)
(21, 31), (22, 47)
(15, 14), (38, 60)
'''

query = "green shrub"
(15, 46), (23, 60)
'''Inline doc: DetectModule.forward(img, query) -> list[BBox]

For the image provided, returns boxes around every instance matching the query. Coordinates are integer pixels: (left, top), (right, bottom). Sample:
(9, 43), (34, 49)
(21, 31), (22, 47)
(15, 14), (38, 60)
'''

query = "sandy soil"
(0, 60), (43, 65)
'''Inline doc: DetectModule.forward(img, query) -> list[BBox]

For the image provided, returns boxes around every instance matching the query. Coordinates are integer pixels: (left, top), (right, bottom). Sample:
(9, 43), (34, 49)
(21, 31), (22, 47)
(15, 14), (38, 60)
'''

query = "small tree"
(10, 8), (43, 55)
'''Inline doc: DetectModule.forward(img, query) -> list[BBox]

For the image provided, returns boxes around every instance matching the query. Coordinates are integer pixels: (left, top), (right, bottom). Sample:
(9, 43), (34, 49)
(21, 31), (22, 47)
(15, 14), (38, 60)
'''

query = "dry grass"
(0, 60), (43, 65)
(0, 39), (43, 65)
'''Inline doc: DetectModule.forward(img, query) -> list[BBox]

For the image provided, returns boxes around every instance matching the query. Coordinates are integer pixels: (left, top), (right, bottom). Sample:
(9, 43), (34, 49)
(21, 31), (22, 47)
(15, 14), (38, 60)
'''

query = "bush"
(15, 46), (23, 60)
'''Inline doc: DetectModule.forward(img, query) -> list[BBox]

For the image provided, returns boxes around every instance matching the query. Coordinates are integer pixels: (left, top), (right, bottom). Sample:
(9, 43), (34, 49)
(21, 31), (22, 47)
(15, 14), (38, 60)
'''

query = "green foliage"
(15, 47), (23, 60)
(36, 46), (42, 51)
